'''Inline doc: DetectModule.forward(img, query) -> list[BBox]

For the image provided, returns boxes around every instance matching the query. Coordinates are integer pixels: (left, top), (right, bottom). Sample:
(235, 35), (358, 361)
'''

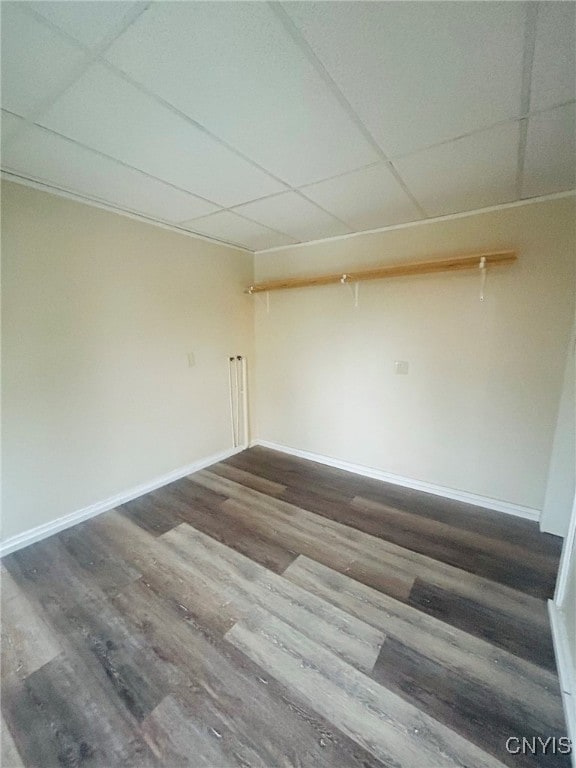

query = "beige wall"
(254, 197), (576, 512)
(2, 182), (574, 544)
(1, 181), (254, 542)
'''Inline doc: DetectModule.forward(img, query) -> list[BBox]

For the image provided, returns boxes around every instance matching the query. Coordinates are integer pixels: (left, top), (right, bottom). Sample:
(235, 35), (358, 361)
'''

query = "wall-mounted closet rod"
(246, 250), (516, 294)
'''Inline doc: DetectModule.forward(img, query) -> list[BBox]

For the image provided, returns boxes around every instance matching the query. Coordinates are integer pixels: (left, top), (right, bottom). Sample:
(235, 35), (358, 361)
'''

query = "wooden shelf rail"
(246, 250), (517, 294)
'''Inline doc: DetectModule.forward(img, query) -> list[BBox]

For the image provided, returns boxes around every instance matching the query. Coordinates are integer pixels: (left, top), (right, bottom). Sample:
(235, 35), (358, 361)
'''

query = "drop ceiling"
(1, 1), (574, 253)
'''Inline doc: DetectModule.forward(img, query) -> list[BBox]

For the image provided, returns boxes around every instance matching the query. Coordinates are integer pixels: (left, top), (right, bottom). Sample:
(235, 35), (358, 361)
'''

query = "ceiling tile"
(1, 110), (25, 144)
(27, 1), (144, 49)
(234, 192), (352, 242)
(40, 64), (285, 207)
(0, 4), (86, 117)
(530, 2), (576, 112)
(1, 125), (219, 223)
(522, 104), (576, 199)
(301, 164), (421, 231)
(105, 2), (379, 186)
(181, 211), (297, 251)
(283, 1), (525, 157)
(394, 123), (520, 217)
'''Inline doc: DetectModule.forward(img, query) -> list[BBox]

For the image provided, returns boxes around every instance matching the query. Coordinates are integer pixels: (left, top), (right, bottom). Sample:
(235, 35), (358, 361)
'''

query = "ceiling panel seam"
(98, 15), (571, 215)
(96, 60), (292, 192)
(4, 170), (572, 258)
(297, 160), (385, 191)
(388, 98), (575, 162)
(224, 160), (380, 215)
(234, 189), (352, 236)
(17, 1), (568, 186)
(516, 2), (539, 199)
(176, 206), (301, 245)
(0, 169), (252, 252)
(3, 120), (226, 211)
(253, 189), (576, 255)
(3, 3), (151, 153)
(96, 61), (353, 232)
(6, 2), (366, 237)
(6, 94), (570, 220)
(7, 4), (296, 204)
(229, 170), (381, 232)
(4, 0), (571, 248)
(290, 189), (355, 230)
(7, 122), (297, 244)
(0, 112), (395, 237)
(270, 1), (429, 219)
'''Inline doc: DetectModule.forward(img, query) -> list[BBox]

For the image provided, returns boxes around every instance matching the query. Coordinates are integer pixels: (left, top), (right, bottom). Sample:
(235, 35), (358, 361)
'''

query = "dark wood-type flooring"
(1, 447), (568, 767)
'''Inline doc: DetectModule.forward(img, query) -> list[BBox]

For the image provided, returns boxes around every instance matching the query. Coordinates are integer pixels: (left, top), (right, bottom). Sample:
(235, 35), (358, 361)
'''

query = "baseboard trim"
(548, 601), (576, 762)
(0, 446), (244, 558)
(251, 439), (541, 521)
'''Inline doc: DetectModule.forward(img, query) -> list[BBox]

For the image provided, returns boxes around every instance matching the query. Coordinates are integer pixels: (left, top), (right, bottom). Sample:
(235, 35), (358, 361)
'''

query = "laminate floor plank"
(112, 577), (387, 768)
(355, 483), (560, 558)
(350, 496), (557, 596)
(221, 495), (414, 599)
(154, 482), (298, 574)
(373, 638), (570, 768)
(1, 565), (60, 684)
(226, 611), (508, 768)
(3, 539), (169, 724)
(225, 449), (358, 502)
(161, 476), (229, 510)
(408, 578), (557, 670)
(160, 522), (385, 673)
(283, 555), (563, 724)
(191, 472), (416, 598)
(120, 496), (182, 537)
(1, 715), (24, 768)
(280, 486), (555, 597)
(192, 473), (550, 651)
(226, 490), (550, 645)
(92, 512), (242, 638)
(2, 654), (159, 768)
(228, 448), (561, 561)
(1, 446), (566, 767)
(210, 462), (286, 497)
(140, 696), (237, 768)
(58, 521), (142, 595)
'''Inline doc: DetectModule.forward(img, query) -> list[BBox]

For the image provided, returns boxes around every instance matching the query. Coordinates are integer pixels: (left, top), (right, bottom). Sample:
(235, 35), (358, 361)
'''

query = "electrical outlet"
(394, 360), (409, 375)
(187, 352), (196, 368)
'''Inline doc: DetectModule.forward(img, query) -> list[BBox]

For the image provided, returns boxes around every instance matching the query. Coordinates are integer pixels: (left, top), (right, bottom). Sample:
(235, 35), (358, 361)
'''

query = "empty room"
(1, 1), (575, 766)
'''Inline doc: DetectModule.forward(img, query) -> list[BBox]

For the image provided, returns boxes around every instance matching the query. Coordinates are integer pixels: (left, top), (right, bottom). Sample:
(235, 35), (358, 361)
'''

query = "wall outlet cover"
(394, 360), (409, 375)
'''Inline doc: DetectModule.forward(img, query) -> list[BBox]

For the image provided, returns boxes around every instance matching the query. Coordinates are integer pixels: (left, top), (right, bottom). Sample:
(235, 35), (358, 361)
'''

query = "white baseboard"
(548, 601), (576, 763)
(0, 446), (244, 558)
(251, 439), (541, 522)
(1, 437), (542, 558)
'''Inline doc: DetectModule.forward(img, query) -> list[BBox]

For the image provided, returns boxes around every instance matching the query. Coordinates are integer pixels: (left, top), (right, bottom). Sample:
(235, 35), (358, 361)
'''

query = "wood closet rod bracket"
(246, 250), (517, 295)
